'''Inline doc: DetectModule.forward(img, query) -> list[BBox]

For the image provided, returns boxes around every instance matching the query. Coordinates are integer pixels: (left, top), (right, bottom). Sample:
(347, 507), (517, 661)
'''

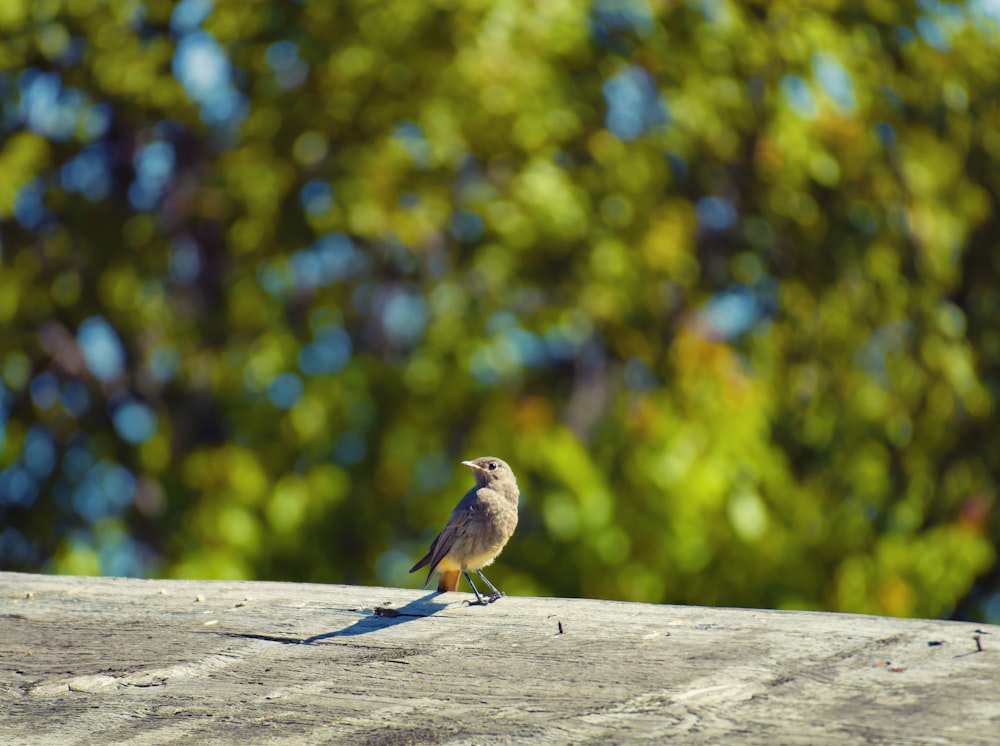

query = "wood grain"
(1, 571), (996, 744)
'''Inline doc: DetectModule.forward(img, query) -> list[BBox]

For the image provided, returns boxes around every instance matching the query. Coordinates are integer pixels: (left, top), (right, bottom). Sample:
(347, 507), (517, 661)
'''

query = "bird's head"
(462, 456), (516, 490)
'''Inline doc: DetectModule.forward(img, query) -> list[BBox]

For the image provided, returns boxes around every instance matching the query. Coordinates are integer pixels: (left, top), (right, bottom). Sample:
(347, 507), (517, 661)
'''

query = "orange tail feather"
(437, 569), (461, 592)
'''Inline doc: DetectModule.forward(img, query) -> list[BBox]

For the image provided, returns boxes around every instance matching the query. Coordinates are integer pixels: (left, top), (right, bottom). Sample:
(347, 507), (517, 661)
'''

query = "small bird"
(409, 457), (520, 605)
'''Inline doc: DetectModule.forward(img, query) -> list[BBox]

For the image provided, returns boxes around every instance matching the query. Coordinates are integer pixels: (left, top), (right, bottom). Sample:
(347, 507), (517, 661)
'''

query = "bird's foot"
(465, 592), (503, 606)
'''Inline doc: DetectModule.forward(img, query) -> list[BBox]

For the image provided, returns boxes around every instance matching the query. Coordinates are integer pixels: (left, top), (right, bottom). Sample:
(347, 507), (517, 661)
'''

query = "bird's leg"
(474, 569), (505, 601)
(462, 571), (489, 605)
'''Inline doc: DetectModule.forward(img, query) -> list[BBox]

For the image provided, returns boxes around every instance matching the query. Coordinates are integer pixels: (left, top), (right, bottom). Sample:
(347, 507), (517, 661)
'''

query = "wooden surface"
(0, 572), (997, 744)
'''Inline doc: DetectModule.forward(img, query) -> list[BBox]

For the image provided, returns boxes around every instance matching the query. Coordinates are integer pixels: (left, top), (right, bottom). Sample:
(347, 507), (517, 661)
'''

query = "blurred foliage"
(1, 0), (999, 622)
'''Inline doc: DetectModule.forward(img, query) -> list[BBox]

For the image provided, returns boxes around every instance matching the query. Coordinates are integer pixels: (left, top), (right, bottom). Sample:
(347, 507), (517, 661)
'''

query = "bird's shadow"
(222, 592), (458, 645)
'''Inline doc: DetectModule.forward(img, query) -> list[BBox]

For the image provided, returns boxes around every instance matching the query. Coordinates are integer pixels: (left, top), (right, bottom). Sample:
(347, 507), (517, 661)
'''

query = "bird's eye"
(488, 462), (497, 470)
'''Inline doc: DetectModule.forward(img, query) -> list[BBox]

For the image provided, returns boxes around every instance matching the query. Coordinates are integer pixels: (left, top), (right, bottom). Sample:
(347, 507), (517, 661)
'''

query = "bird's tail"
(437, 569), (461, 592)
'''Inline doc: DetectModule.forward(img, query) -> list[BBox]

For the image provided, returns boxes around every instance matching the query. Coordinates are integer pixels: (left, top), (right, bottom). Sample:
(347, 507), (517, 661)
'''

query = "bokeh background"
(1, 0), (999, 622)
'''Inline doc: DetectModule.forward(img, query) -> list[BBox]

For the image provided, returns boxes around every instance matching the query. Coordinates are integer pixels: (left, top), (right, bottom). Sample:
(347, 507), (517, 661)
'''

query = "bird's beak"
(462, 460), (486, 472)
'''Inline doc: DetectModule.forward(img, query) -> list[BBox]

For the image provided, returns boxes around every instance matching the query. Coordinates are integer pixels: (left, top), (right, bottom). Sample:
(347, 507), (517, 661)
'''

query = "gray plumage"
(409, 456), (519, 604)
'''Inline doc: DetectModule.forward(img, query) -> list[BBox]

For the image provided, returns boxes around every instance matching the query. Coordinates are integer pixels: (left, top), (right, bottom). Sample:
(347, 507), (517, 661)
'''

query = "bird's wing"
(408, 545), (433, 573)
(425, 509), (472, 572)
(409, 489), (479, 584)
(408, 526), (456, 574)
